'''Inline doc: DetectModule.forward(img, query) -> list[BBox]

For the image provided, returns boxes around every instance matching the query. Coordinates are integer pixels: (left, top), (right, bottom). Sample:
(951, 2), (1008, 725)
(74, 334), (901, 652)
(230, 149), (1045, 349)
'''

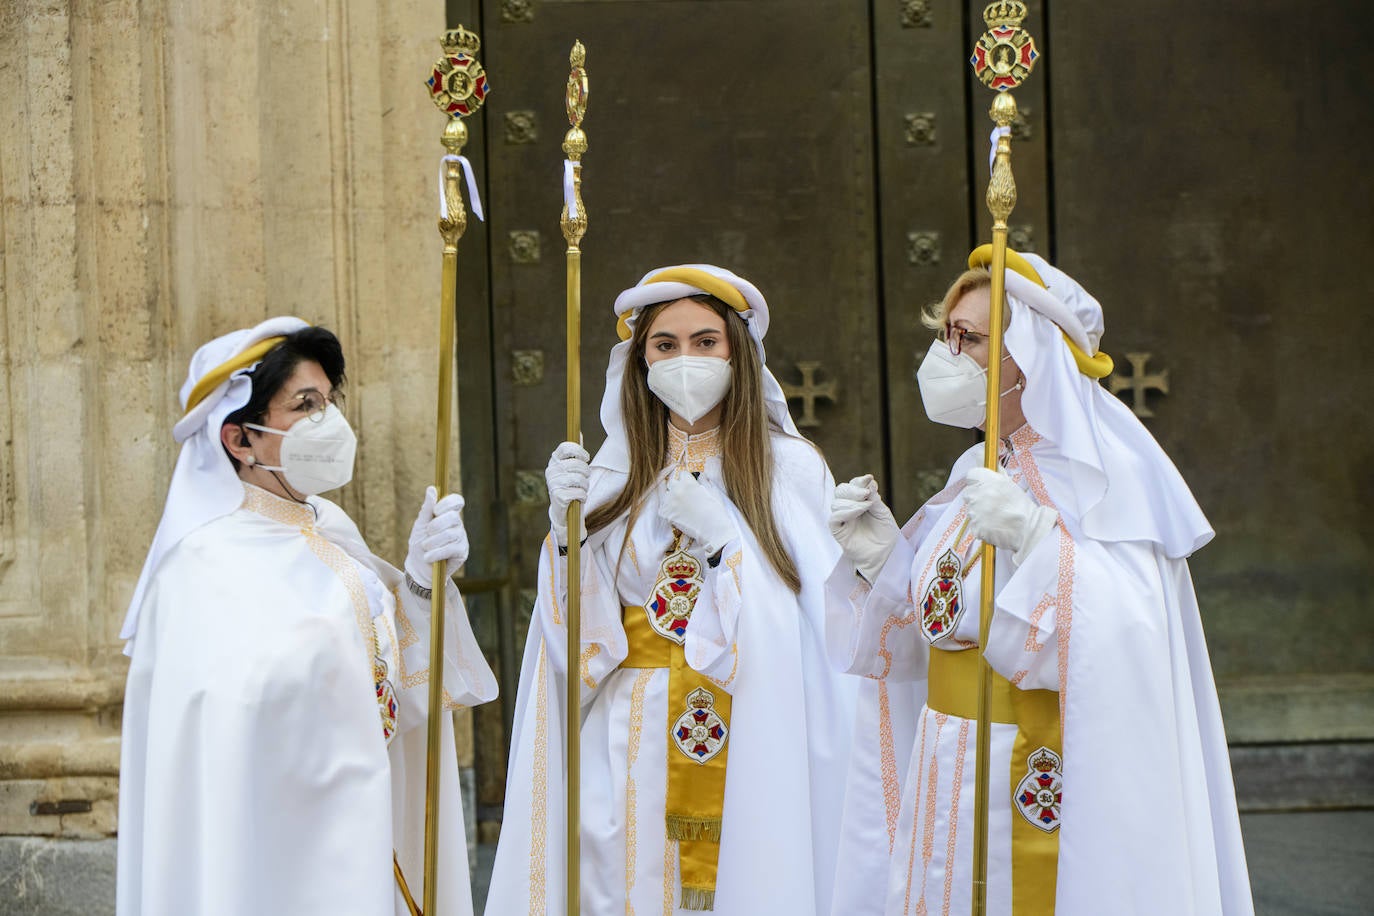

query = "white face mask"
(245, 404), (357, 495)
(646, 356), (732, 425)
(915, 340), (1022, 429)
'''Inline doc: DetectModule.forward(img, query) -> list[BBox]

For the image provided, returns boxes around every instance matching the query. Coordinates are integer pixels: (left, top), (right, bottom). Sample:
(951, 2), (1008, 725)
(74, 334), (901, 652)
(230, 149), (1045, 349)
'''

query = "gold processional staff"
(560, 40), (590, 916)
(415, 25), (491, 916)
(967, 3), (1040, 915)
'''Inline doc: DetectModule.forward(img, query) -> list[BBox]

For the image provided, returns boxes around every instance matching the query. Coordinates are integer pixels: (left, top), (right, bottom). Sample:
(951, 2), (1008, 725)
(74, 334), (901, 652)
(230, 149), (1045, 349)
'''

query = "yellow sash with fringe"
(928, 647), (1061, 915)
(622, 603), (731, 911)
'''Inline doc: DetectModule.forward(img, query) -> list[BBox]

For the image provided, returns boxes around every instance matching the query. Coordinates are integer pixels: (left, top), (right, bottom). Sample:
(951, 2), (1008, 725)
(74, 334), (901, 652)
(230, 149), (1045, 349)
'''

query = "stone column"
(0, 1), (480, 909)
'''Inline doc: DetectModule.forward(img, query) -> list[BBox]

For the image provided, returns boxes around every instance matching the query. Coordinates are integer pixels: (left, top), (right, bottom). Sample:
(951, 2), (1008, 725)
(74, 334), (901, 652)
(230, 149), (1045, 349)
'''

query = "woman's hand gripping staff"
(405, 486), (470, 591)
(546, 441), (591, 549)
(961, 467), (1056, 566)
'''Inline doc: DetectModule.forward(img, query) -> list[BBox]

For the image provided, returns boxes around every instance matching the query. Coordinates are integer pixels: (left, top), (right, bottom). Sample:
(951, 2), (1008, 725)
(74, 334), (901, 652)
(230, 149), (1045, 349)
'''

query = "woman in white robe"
(485, 265), (856, 915)
(826, 249), (1253, 915)
(117, 319), (497, 916)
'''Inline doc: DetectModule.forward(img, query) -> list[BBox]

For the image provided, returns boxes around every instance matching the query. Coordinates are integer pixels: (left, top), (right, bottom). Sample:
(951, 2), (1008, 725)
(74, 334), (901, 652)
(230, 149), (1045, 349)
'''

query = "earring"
(245, 455), (256, 466)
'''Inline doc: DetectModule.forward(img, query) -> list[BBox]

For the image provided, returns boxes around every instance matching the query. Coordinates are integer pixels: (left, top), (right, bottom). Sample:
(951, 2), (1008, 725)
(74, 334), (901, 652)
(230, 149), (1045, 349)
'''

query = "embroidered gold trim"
(666, 424), (723, 473)
(704, 645), (738, 691)
(724, 550), (743, 592)
(546, 534), (563, 626)
(662, 837), (677, 916)
(580, 644), (602, 689)
(530, 642), (549, 910)
(878, 682), (901, 851)
(391, 584), (462, 708)
(241, 482), (315, 528)
(940, 719), (971, 913)
(625, 668), (654, 913)
(1011, 434), (1074, 730)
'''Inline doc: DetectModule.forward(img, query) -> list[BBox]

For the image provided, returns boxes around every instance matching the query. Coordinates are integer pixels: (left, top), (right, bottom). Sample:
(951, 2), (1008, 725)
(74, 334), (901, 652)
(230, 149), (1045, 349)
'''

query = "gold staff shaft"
(560, 40), (590, 916)
(420, 26), (488, 911)
(972, 90), (1021, 916)
(423, 131), (468, 916)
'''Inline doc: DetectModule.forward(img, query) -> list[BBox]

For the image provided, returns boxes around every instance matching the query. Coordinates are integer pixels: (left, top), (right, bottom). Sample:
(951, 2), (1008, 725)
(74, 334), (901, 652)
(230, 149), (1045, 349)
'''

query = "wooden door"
(450, 0), (1374, 839)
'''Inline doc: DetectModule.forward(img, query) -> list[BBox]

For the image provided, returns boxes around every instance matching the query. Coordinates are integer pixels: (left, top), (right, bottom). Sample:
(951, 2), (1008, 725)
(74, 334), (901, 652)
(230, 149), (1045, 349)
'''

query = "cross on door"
(1108, 352), (1170, 418)
(781, 361), (838, 428)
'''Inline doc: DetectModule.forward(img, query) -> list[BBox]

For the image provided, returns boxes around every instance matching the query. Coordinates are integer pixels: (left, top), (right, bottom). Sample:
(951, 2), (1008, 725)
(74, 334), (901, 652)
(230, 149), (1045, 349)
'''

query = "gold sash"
(928, 648), (1060, 915)
(623, 604), (731, 911)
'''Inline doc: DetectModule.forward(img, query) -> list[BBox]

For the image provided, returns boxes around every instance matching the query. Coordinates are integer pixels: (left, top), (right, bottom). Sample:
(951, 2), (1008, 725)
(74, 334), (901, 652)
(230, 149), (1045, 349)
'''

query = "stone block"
(0, 836), (115, 915)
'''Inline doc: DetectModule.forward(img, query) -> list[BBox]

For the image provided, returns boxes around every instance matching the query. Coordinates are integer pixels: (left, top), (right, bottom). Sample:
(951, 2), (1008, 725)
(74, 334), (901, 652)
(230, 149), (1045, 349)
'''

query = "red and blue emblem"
(427, 54), (489, 117)
(672, 687), (728, 764)
(969, 1), (1039, 92)
(920, 549), (965, 643)
(646, 548), (702, 645)
(1014, 746), (1063, 832)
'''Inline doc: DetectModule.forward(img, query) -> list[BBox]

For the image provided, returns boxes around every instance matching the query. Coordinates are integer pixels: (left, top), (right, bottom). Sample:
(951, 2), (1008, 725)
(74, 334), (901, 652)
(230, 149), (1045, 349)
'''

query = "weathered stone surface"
(0, 0), (474, 853)
(0, 837), (117, 916)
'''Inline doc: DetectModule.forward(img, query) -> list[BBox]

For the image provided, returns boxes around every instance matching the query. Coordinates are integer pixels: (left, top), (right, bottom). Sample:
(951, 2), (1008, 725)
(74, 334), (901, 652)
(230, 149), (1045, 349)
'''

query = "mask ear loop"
(241, 423), (316, 513)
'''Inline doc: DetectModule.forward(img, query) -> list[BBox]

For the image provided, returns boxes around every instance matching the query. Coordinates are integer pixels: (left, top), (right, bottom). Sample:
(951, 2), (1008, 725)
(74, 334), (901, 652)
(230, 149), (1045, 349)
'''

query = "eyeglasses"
(940, 323), (989, 356)
(279, 388), (345, 422)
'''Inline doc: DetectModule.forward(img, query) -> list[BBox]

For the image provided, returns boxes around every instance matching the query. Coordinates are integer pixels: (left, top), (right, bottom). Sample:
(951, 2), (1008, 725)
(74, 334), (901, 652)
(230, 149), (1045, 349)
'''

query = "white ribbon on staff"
(563, 159), (579, 219)
(438, 154), (485, 222)
(988, 125), (1011, 172)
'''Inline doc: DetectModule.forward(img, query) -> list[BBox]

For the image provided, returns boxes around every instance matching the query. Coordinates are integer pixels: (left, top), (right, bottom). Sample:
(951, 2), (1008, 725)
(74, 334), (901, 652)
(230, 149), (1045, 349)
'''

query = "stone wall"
(0, 0), (478, 908)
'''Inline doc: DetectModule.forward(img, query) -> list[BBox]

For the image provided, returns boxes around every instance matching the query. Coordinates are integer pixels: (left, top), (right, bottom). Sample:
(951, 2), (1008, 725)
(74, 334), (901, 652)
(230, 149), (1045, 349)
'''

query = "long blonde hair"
(586, 295), (803, 593)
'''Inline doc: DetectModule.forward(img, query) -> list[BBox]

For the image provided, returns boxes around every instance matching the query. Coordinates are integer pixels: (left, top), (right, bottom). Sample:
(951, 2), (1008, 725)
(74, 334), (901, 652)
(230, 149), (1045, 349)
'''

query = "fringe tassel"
(665, 814), (723, 843)
(680, 886), (716, 911)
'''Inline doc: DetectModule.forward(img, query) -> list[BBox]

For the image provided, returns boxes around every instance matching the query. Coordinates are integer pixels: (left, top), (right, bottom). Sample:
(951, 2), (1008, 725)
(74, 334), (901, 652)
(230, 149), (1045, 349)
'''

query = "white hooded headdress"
(976, 247), (1212, 558)
(120, 317), (311, 653)
(592, 264), (799, 473)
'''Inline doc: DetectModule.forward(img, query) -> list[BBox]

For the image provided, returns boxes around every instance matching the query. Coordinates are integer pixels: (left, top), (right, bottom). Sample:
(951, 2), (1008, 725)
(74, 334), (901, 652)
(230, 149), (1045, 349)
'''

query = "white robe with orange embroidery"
(486, 432), (857, 916)
(827, 429), (1252, 916)
(117, 483), (498, 916)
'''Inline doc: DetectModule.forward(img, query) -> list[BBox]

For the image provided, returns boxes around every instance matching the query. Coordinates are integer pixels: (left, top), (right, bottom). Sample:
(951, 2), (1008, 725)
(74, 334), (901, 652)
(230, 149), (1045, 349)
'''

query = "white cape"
(117, 484), (498, 916)
(486, 435), (857, 915)
(827, 429), (1252, 915)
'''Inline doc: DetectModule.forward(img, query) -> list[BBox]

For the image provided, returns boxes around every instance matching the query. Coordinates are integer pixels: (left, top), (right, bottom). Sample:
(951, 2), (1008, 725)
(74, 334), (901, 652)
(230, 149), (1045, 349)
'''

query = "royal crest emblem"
(920, 549), (966, 642)
(672, 687), (729, 764)
(1014, 746), (1063, 832)
(645, 546), (703, 645)
(969, 1), (1039, 92)
(375, 657), (398, 745)
(426, 28), (490, 117)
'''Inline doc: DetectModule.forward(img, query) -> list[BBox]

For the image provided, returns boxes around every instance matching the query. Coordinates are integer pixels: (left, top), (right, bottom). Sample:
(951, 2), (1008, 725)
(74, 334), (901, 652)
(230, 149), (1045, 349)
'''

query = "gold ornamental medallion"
(970, 1), (1039, 92)
(427, 27), (489, 117)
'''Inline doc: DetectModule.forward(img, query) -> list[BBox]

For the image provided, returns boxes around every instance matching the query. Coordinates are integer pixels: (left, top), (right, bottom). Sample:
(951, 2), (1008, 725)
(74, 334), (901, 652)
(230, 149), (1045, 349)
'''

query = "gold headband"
(967, 244), (1113, 379)
(182, 336), (288, 416)
(616, 267), (752, 342)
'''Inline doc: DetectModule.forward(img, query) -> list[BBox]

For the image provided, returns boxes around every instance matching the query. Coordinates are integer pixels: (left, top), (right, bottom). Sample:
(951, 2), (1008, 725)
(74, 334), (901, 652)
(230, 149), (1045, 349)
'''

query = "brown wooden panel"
(1045, 0), (1374, 679)
(872, 0), (985, 515)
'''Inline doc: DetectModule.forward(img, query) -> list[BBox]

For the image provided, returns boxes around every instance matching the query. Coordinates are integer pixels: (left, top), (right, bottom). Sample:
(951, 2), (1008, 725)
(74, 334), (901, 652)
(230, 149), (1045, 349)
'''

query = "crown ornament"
(687, 687), (716, 711)
(666, 556), (700, 580)
(428, 29), (489, 119)
(1029, 747), (1061, 773)
(440, 27), (481, 57)
(983, 0), (1029, 29)
(936, 549), (961, 579)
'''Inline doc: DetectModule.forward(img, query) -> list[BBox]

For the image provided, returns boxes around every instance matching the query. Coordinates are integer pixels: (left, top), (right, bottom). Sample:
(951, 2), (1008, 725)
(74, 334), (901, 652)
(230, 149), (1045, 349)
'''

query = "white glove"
(405, 486), (469, 589)
(546, 441), (590, 548)
(829, 474), (902, 583)
(659, 472), (736, 557)
(962, 467), (1057, 565)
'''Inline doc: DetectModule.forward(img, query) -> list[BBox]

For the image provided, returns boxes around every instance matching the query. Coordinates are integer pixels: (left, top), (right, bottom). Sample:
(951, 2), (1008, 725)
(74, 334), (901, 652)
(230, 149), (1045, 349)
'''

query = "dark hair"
(222, 326), (347, 470)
